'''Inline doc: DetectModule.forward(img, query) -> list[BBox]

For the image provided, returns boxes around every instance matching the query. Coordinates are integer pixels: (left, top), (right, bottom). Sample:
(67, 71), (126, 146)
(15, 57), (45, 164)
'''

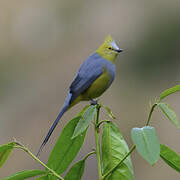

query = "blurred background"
(0, 0), (180, 179)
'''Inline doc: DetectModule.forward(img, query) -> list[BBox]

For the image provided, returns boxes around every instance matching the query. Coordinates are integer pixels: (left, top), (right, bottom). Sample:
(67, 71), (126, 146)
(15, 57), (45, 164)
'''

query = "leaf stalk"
(102, 144), (136, 179)
(146, 103), (157, 126)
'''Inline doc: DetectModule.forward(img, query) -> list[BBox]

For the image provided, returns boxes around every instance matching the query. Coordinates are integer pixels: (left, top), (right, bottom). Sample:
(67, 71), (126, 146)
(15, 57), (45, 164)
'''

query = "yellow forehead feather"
(104, 35), (113, 44)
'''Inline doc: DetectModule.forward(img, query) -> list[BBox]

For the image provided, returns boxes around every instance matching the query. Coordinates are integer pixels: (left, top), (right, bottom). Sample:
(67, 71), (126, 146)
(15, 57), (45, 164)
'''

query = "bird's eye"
(108, 47), (112, 50)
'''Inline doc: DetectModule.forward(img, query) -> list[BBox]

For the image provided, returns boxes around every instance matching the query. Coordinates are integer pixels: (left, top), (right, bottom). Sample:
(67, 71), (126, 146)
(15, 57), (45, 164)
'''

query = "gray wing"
(69, 54), (104, 102)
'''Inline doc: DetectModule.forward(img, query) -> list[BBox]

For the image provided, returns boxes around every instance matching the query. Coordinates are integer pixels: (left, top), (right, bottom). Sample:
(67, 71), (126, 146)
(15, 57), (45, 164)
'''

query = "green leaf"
(35, 176), (48, 180)
(102, 122), (134, 180)
(2, 170), (46, 180)
(64, 160), (85, 180)
(131, 126), (160, 165)
(0, 142), (15, 168)
(102, 105), (116, 119)
(159, 84), (180, 100)
(78, 105), (91, 116)
(72, 105), (96, 139)
(160, 144), (180, 172)
(157, 103), (180, 129)
(47, 115), (87, 178)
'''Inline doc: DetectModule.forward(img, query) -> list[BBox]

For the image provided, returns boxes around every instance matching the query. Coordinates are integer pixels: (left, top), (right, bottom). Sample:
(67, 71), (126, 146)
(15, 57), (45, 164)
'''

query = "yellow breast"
(82, 68), (111, 100)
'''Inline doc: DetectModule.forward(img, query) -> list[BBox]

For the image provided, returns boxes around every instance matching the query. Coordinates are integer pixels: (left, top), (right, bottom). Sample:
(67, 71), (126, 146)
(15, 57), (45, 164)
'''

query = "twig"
(14, 142), (64, 180)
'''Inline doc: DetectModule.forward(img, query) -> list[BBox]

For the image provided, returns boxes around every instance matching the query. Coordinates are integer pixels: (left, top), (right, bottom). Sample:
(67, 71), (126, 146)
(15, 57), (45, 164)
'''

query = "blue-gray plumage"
(70, 53), (115, 103)
(37, 35), (123, 155)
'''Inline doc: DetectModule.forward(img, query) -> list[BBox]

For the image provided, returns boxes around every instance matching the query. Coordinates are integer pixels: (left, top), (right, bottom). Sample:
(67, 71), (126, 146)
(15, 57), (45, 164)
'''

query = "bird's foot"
(90, 99), (99, 105)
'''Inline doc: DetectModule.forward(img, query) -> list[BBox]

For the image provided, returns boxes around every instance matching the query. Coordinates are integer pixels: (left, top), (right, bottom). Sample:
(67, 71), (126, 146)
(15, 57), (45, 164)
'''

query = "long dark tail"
(37, 105), (68, 156)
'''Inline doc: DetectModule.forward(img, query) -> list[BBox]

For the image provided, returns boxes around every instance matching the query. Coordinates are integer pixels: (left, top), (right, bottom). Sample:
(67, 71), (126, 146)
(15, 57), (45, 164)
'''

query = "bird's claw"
(90, 99), (99, 105)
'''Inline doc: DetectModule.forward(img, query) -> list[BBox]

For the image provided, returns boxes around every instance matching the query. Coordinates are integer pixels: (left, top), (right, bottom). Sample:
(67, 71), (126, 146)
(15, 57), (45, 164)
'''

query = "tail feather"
(36, 92), (81, 156)
(37, 105), (68, 156)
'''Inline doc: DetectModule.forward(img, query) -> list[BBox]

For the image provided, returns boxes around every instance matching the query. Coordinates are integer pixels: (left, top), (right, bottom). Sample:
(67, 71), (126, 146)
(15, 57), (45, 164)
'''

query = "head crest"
(104, 35), (114, 43)
(96, 35), (122, 62)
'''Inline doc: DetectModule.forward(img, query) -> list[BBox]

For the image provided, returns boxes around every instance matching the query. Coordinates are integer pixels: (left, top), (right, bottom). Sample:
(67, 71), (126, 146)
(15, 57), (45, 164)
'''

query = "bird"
(37, 35), (123, 156)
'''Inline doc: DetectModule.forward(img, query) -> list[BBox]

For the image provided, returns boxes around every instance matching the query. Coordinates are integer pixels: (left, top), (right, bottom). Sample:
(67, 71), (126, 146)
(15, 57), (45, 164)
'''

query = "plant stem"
(102, 102), (157, 179)
(94, 104), (103, 180)
(84, 151), (96, 161)
(100, 102), (157, 179)
(102, 144), (136, 179)
(146, 103), (157, 126)
(14, 144), (64, 180)
(97, 120), (111, 128)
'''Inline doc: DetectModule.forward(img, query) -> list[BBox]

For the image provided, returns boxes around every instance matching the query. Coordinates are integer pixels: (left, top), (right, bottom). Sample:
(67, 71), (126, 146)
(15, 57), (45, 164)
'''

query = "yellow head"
(96, 35), (123, 63)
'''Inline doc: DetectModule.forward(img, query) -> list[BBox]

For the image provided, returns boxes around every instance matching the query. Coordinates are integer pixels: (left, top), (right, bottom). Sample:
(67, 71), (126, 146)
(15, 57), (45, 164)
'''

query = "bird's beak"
(110, 40), (123, 53)
(115, 48), (123, 53)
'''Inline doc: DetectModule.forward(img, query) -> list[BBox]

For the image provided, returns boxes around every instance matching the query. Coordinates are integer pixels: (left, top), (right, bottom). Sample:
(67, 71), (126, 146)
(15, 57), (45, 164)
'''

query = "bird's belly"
(82, 70), (112, 100)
